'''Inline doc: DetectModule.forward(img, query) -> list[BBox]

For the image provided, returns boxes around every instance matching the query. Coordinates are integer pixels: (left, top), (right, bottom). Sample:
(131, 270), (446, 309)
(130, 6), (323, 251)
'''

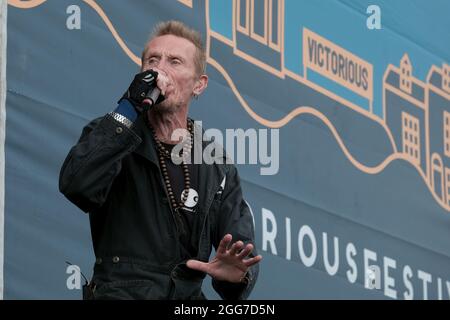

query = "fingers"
(243, 255), (263, 267)
(219, 236), (262, 269)
(186, 259), (209, 273)
(235, 243), (263, 268)
(237, 243), (253, 259)
(217, 234), (232, 254)
(229, 241), (244, 256)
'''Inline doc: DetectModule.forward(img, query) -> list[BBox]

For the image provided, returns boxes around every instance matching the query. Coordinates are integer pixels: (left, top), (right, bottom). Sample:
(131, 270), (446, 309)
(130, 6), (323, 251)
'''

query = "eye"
(148, 57), (159, 64)
(171, 58), (182, 65)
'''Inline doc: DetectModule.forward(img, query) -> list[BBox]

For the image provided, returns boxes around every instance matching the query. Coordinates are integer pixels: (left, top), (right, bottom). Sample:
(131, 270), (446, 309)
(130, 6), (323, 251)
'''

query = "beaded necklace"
(149, 119), (194, 212)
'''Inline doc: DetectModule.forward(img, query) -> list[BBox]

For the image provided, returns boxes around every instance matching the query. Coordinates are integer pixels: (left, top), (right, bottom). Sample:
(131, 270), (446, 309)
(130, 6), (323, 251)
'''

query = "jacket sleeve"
(211, 165), (260, 300)
(59, 113), (142, 213)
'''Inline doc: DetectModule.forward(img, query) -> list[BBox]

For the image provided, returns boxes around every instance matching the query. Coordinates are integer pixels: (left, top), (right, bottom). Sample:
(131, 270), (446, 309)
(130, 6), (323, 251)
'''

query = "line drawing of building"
(383, 54), (429, 176)
(200, 0), (450, 212)
(207, 0), (450, 212)
(427, 64), (450, 205)
(384, 57), (450, 206)
(206, 0), (390, 139)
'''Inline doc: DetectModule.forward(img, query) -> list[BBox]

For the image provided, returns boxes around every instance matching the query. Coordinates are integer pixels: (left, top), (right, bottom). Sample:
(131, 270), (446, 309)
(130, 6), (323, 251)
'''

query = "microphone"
(142, 86), (162, 111)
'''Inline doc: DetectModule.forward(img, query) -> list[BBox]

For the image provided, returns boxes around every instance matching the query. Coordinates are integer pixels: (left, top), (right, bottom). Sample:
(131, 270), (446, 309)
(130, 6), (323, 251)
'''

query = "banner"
(4, 0), (450, 299)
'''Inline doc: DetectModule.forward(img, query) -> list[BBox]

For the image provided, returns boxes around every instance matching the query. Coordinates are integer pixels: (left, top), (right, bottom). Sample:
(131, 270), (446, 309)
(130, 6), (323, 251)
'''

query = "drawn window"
(400, 56), (412, 94)
(237, 0), (282, 51)
(443, 64), (450, 93)
(402, 112), (420, 166)
(237, 0), (250, 35)
(268, 0), (281, 50)
(431, 153), (444, 201)
(250, 0), (268, 44)
(444, 111), (450, 157)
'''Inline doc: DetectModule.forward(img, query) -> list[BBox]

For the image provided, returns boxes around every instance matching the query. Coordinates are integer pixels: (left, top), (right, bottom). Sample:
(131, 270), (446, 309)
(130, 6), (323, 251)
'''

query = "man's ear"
(193, 75), (208, 96)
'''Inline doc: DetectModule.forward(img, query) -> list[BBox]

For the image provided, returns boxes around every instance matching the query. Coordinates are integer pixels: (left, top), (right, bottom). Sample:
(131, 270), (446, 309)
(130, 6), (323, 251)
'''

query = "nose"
(152, 66), (168, 78)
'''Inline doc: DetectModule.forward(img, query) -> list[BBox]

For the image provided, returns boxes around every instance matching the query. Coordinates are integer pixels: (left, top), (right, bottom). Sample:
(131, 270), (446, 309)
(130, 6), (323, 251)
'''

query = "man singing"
(59, 20), (261, 300)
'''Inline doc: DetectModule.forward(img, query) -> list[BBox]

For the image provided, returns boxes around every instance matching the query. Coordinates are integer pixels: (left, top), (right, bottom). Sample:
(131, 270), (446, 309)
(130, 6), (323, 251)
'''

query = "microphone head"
(147, 87), (161, 104)
(141, 87), (162, 111)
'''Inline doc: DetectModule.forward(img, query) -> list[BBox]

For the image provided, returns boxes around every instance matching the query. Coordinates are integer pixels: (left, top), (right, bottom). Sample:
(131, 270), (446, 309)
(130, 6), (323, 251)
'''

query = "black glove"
(119, 70), (164, 112)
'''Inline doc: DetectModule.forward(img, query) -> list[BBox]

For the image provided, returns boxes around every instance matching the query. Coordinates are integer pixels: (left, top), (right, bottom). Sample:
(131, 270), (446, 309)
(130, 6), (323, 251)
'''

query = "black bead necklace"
(149, 119), (193, 211)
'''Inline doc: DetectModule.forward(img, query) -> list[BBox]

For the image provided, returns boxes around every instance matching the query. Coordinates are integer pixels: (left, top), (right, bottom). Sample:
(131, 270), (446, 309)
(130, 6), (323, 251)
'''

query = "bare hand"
(186, 234), (262, 283)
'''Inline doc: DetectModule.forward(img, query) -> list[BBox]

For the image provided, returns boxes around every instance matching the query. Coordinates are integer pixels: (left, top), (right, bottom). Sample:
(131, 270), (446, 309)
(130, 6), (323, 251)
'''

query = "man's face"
(141, 34), (206, 113)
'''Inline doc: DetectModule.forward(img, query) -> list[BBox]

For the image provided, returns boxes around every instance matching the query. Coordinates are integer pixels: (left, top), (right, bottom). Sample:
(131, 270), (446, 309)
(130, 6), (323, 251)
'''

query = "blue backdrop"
(3, 0), (450, 299)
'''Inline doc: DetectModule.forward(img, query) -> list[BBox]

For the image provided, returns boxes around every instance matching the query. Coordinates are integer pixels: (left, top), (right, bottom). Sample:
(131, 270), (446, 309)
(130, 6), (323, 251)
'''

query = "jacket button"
(171, 270), (178, 278)
(95, 257), (102, 265)
(116, 127), (123, 134)
(112, 256), (120, 263)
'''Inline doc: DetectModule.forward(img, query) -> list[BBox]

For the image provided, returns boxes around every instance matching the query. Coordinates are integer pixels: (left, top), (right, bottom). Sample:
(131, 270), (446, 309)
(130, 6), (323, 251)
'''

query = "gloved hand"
(119, 70), (164, 112)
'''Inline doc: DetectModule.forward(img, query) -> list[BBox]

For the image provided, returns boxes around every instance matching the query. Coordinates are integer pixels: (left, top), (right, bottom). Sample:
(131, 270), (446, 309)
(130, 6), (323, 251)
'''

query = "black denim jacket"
(59, 113), (259, 300)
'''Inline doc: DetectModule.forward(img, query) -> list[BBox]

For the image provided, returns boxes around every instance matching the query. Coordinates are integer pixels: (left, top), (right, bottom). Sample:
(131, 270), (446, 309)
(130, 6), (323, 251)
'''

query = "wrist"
(109, 111), (134, 129)
(114, 99), (138, 122)
(239, 271), (250, 285)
